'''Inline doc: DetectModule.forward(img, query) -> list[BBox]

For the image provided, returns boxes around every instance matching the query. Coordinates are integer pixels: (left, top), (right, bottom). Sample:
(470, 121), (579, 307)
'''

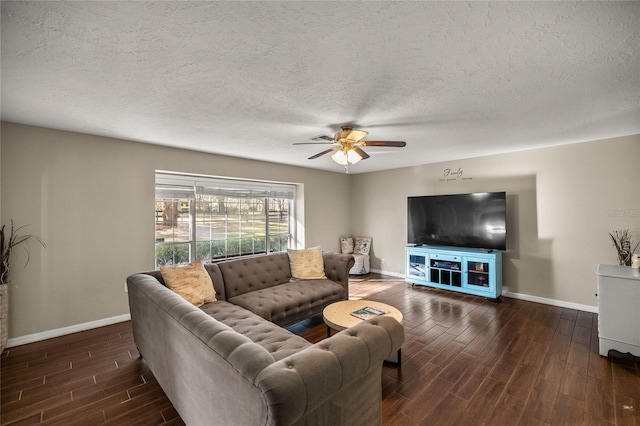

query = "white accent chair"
(341, 237), (371, 275)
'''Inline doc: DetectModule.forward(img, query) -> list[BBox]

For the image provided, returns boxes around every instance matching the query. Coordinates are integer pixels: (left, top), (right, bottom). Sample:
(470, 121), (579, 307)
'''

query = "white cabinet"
(597, 264), (640, 357)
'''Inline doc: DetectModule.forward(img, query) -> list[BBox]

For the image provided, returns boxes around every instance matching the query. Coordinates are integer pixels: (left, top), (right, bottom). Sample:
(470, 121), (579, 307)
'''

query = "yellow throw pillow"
(160, 260), (217, 307)
(288, 246), (327, 280)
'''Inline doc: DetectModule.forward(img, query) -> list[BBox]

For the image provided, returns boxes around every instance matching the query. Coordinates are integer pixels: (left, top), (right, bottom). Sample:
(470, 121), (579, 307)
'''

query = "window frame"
(154, 172), (295, 267)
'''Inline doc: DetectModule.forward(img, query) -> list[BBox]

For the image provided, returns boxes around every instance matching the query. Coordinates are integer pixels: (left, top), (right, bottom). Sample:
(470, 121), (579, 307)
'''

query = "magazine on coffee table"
(350, 306), (389, 320)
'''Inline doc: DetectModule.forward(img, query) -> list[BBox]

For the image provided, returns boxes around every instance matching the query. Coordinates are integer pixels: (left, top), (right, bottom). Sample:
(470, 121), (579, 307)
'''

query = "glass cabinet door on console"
(406, 252), (427, 284)
(464, 258), (494, 292)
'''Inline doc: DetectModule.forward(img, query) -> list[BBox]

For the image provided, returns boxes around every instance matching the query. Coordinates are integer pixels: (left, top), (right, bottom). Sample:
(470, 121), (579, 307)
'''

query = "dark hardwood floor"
(2, 273), (640, 425)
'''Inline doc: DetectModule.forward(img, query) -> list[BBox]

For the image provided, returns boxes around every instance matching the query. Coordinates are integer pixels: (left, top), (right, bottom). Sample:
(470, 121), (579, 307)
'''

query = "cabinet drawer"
(430, 253), (461, 262)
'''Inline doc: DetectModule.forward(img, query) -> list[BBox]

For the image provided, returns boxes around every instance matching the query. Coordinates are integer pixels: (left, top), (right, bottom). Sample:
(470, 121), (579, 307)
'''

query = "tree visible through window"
(155, 173), (295, 268)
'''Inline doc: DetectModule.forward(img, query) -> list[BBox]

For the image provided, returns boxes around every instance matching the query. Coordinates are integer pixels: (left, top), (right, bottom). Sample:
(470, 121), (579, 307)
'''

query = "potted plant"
(609, 229), (639, 266)
(1, 221), (45, 351)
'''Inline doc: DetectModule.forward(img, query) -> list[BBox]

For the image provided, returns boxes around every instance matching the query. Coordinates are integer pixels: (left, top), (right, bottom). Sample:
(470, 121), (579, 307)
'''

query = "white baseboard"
(501, 290), (598, 314)
(371, 269), (598, 314)
(5, 281), (598, 348)
(6, 313), (131, 348)
(370, 268), (405, 278)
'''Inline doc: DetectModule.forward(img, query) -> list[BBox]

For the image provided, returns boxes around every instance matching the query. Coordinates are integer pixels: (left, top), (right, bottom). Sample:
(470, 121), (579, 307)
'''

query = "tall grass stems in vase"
(0, 221), (46, 351)
(609, 229), (640, 266)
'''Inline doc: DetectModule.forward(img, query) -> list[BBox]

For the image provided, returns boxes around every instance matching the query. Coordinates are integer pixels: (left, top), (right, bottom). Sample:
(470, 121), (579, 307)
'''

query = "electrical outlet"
(124, 282), (128, 293)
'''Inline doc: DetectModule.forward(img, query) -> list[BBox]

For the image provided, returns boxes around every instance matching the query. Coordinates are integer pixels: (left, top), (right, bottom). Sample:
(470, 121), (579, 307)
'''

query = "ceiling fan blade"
(361, 141), (406, 147)
(308, 147), (339, 159)
(293, 142), (334, 145)
(334, 127), (368, 142)
(346, 129), (368, 142)
(312, 135), (335, 142)
(353, 146), (370, 160)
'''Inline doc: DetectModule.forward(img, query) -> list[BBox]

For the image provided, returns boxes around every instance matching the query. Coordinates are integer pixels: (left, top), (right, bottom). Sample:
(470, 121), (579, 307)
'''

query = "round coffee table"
(323, 299), (403, 366)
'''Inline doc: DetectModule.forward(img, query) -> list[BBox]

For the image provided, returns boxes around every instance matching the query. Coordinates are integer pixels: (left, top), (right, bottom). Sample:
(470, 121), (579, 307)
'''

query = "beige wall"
(351, 135), (640, 307)
(2, 121), (639, 340)
(0, 122), (351, 339)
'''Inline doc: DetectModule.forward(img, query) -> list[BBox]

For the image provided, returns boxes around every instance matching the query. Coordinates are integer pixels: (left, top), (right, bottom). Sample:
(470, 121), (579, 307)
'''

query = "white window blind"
(155, 172), (295, 200)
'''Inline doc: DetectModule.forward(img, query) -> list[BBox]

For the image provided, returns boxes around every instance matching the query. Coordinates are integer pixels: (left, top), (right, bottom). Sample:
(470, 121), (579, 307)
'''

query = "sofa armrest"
(323, 252), (354, 295)
(127, 273), (280, 425)
(255, 315), (404, 425)
(127, 274), (275, 380)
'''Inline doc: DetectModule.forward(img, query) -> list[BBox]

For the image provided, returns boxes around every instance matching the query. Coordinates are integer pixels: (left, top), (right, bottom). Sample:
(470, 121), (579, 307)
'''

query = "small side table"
(323, 299), (403, 366)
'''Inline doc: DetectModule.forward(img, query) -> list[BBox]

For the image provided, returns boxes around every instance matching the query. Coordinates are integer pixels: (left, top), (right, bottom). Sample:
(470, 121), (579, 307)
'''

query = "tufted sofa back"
(217, 253), (292, 299)
(145, 251), (353, 303)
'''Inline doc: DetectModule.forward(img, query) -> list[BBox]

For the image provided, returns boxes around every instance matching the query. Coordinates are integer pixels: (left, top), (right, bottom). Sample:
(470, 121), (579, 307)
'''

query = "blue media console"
(405, 245), (502, 299)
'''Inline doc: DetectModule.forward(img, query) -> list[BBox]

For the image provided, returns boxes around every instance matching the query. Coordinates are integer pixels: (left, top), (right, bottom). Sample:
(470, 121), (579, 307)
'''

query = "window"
(155, 172), (295, 267)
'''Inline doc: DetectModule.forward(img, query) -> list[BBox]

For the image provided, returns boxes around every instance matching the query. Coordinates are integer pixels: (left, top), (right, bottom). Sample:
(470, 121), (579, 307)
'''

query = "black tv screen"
(407, 192), (507, 251)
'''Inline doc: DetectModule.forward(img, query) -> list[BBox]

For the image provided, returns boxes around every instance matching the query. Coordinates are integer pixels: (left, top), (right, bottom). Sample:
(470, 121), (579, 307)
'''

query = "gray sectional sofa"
(127, 252), (405, 426)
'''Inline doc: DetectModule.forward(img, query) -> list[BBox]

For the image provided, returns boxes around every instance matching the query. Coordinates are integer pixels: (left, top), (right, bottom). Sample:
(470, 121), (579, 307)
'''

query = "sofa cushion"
(200, 301), (311, 361)
(288, 246), (327, 280)
(160, 261), (217, 307)
(228, 280), (346, 326)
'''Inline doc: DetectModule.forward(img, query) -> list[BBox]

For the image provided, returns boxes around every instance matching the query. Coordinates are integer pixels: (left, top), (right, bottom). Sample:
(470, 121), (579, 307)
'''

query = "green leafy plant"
(609, 229), (639, 266)
(0, 221), (46, 284)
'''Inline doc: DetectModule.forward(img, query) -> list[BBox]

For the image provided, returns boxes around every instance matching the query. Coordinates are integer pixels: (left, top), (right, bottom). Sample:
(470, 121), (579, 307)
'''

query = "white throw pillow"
(340, 237), (354, 254)
(354, 237), (372, 255)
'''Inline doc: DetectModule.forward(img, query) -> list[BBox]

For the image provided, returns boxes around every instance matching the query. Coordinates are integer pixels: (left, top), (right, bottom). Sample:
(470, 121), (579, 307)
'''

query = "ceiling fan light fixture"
(331, 148), (362, 165)
(347, 149), (362, 164)
(331, 150), (348, 165)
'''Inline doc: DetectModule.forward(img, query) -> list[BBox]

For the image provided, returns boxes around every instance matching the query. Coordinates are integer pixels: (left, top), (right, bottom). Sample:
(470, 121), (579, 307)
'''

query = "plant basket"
(0, 221), (46, 352)
(0, 285), (8, 352)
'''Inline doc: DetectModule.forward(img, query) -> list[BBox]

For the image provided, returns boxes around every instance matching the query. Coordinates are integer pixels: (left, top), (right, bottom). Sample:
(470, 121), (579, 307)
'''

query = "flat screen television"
(407, 192), (507, 251)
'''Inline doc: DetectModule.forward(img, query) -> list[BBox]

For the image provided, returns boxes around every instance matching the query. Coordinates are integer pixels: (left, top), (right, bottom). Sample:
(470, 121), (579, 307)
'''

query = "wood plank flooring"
(2, 273), (640, 425)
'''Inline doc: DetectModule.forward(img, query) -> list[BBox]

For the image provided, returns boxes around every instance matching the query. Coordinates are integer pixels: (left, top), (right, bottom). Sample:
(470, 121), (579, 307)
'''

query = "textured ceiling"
(1, 1), (639, 174)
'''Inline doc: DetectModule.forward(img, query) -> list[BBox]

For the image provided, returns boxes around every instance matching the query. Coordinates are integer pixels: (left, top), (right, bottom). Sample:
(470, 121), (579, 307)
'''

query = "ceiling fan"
(294, 126), (406, 170)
